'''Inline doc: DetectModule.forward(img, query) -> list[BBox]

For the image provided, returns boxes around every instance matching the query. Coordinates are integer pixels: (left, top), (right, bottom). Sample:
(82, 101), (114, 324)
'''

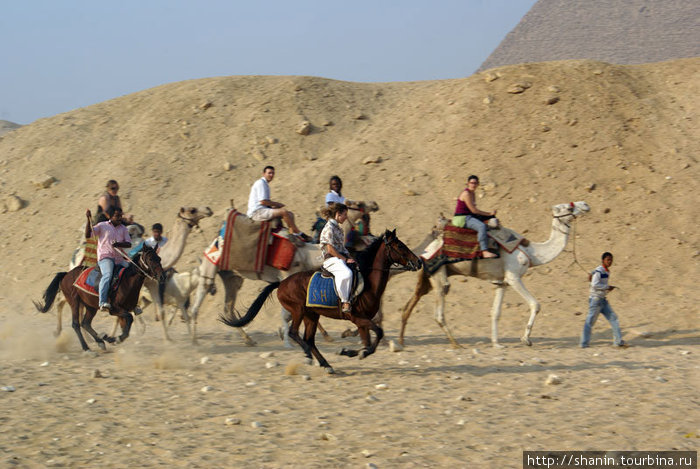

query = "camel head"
(356, 200), (379, 213)
(551, 201), (590, 223)
(179, 206), (214, 227)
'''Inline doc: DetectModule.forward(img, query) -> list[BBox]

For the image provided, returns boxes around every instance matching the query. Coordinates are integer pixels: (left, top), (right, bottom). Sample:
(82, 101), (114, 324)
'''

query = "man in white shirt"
(247, 166), (310, 241)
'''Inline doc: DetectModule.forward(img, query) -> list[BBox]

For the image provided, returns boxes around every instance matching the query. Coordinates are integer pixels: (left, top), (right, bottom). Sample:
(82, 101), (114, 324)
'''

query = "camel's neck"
(522, 217), (571, 267)
(158, 218), (192, 270)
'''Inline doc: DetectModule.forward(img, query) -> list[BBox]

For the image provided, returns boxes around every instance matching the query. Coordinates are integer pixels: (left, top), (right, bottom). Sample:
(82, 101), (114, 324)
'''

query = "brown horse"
(220, 229), (422, 373)
(34, 245), (165, 351)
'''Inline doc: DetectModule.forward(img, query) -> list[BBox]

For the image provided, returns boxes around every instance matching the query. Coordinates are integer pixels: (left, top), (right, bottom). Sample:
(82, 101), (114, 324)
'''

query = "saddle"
(74, 265), (128, 298)
(307, 264), (364, 310)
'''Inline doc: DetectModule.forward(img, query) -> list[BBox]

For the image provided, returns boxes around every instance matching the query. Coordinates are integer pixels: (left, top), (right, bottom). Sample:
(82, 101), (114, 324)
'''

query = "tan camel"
(399, 201), (591, 348)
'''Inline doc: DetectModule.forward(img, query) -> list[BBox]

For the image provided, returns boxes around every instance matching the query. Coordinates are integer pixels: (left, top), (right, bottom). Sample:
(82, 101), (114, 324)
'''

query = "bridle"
(379, 235), (421, 272)
(178, 211), (203, 228)
(553, 202), (578, 232)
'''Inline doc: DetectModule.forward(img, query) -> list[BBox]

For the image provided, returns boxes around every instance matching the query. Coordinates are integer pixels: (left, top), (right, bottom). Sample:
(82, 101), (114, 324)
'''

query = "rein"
(116, 248), (159, 282)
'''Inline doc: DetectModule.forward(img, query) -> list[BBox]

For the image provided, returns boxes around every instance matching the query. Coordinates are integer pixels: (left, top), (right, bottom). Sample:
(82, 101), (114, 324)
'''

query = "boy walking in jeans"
(581, 252), (628, 348)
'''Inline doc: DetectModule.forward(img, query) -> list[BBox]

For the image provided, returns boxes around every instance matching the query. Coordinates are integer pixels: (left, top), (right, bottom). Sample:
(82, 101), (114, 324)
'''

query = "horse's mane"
(354, 235), (385, 276)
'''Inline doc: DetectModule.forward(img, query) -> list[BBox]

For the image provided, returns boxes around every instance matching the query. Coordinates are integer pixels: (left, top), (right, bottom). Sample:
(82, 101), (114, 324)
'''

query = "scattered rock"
(320, 432), (337, 441)
(367, 464), (378, 469)
(200, 385), (214, 393)
(32, 174), (56, 189)
(86, 398), (96, 404)
(361, 449), (372, 458)
(603, 208), (611, 214)
(5, 195), (24, 212)
(593, 69), (603, 75)
(265, 361), (279, 369)
(507, 84), (526, 94)
(541, 125), (551, 132)
(545, 96), (560, 105)
(259, 351), (275, 359)
(321, 120), (333, 126)
(40, 361), (50, 367)
(91, 369), (103, 378)
(297, 121), (312, 135)
(483, 95), (494, 104)
(301, 375), (311, 381)
(223, 162), (233, 171)
(366, 395), (379, 402)
(363, 156), (382, 165)
(547, 85), (560, 92)
(375, 383), (388, 390)
(545, 374), (562, 385)
(265, 136), (278, 144)
(680, 350), (690, 355)
(225, 417), (241, 426)
(484, 72), (499, 82)
(457, 419), (466, 426)
(251, 148), (266, 162)
(1, 386), (16, 392)
(404, 190), (417, 196)
(353, 113), (368, 120)
(250, 421), (263, 428)
(655, 376), (667, 383)
(199, 101), (213, 111)
(567, 118), (578, 126)
(587, 183), (596, 192)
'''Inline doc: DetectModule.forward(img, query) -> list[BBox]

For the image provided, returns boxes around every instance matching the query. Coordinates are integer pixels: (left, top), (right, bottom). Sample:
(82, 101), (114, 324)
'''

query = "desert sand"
(0, 58), (698, 468)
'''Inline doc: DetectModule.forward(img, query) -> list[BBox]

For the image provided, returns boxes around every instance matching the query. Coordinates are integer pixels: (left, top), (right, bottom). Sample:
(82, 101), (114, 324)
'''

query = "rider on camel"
(247, 166), (311, 242)
(453, 175), (498, 259)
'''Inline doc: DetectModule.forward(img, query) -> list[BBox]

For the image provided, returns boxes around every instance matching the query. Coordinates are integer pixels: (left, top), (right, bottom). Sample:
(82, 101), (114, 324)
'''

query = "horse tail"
(219, 281), (280, 328)
(33, 272), (67, 313)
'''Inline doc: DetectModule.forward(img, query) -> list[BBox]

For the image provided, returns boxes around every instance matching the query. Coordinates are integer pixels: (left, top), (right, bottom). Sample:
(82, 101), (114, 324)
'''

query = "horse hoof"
(97, 342), (107, 351)
(322, 334), (334, 343)
(358, 349), (369, 360)
(133, 307), (143, 316)
(325, 367), (335, 374)
(304, 358), (313, 366)
(244, 338), (257, 347)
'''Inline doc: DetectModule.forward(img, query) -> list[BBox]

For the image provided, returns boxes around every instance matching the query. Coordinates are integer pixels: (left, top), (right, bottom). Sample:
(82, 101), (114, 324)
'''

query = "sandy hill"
(0, 58), (698, 323)
(479, 0), (700, 72)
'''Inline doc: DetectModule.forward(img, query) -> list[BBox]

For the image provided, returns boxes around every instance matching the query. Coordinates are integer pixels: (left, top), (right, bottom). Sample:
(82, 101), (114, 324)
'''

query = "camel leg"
(279, 308), (294, 348)
(188, 260), (217, 343)
(55, 296), (65, 337)
(431, 269), (462, 348)
(505, 275), (540, 346)
(399, 269), (433, 346)
(219, 272), (254, 346)
(490, 283), (506, 348)
(146, 280), (171, 342)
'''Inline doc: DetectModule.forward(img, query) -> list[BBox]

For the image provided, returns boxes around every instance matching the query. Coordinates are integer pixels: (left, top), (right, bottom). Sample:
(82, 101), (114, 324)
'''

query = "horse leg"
(399, 269), (433, 346)
(490, 282), (506, 348)
(316, 321), (334, 342)
(287, 311), (313, 363)
(71, 302), (91, 351)
(80, 308), (107, 351)
(114, 311), (134, 344)
(505, 275), (540, 346)
(303, 315), (334, 373)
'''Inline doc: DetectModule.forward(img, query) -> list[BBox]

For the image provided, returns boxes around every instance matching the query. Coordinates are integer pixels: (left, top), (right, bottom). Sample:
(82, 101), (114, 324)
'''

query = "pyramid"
(479, 0), (700, 71)
(0, 120), (21, 137)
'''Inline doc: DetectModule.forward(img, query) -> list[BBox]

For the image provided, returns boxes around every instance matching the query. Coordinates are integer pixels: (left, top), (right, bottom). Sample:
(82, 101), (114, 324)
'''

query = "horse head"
(383, 229), (422, 271)
(179, 206), (214, 228)
(551, 201), (591, 225)
(138, 244), (165, 280)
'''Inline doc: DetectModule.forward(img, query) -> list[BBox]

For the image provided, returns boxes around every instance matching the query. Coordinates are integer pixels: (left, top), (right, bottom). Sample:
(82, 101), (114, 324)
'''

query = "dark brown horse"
(34, 245), (165, 351)
(220, 229), (421, 373)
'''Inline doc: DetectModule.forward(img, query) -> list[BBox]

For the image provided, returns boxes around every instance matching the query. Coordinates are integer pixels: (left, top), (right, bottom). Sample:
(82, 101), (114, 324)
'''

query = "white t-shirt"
(144, 236), (168, 250)
(247, 177), (271, 217)
(325, 190), (346, 205)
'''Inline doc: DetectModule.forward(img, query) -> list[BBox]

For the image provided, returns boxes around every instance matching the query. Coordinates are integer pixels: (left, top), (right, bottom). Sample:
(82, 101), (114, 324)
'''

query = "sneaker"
(99, 303), (111, 312)
(615, 342), (630, 348)
(482, 251), (498, 259)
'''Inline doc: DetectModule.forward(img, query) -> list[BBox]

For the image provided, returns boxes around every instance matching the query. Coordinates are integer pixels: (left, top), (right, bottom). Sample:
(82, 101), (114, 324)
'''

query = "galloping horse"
(220, 229), (422, 373)
(34, 245), (165, 351)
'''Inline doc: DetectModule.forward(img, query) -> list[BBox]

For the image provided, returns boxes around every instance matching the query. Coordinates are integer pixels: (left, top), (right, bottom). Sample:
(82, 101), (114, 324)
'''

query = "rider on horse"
(319, 202), (355, 316)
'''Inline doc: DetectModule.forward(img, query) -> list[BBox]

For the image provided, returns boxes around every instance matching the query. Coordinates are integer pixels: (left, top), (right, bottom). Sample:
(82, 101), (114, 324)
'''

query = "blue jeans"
(581, 297), (623, 347)
(465, 216), (488, 251)
(97, 258), (116, 306)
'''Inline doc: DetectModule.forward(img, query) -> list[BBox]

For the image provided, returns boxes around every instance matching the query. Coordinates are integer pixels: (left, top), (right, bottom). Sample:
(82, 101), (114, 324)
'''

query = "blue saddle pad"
(305, 272), (339, 308)
(85, 265), (127, 289)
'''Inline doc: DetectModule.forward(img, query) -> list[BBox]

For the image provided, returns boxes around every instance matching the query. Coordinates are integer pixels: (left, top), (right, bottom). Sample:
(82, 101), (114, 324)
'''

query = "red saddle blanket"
(73, 265), (127, 297)
(441, 224), (480, 259)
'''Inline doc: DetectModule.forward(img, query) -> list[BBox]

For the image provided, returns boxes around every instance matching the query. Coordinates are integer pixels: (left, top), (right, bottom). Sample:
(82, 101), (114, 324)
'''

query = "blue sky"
(1, 0), (535, 124)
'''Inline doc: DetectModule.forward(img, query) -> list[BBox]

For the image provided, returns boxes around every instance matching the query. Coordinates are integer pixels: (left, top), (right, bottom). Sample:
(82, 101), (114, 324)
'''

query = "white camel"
(399, 201), (590, 348)
(139, 267), (204, 327)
